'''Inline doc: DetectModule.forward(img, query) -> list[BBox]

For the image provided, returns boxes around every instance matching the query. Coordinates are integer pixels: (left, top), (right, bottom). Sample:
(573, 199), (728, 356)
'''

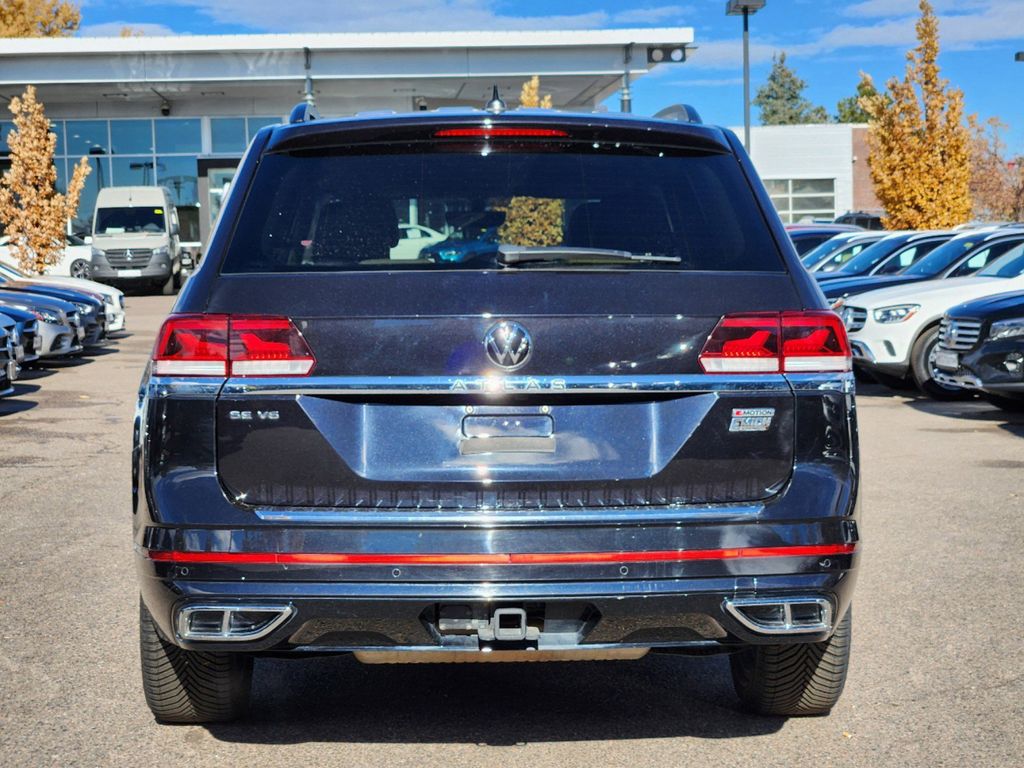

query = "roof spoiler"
(653, 104), (702, 124)
(289, 102), (321, 124)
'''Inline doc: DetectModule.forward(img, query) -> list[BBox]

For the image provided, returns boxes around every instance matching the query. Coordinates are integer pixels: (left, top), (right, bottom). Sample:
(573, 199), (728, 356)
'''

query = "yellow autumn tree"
(969, 116), (1024, 222)
(0, 86), (90, 274)
(860, 0), (971, 229)
(498, 76), (563, 246)
(0, 0), (80, 37)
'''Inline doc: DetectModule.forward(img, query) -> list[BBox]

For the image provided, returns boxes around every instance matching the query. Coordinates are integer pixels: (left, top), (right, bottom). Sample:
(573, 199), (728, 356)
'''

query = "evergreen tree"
(836, 76), (878, 123)
(753, 52), (829, 125)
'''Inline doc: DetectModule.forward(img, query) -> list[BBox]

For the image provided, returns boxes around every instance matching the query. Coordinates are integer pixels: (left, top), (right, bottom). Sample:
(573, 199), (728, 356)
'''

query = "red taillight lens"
(230, 316), (315, 376)
(433, 127), (569, 138)
(698, 314), (781, 373)
(699, 311), (851, 374)
(781, 311), (851, 372)
(152, 315), (228, 376)
(153, 315), (315, 377)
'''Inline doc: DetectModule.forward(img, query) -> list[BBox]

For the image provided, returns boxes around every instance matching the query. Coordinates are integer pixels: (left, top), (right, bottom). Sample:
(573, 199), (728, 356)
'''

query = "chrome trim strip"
(220, 374), (791, 397)
(175, 603), (294, 642)
(253, 502), (766, 526)
(784, 372), (854, 392)
(933, 371), (981, 390)
(149, 377), (224, 398)
(723, 596), (833, 635)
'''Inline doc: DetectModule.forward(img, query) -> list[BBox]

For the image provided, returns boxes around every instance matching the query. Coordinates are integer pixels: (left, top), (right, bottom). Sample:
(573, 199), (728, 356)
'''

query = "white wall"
(729, 124), (855, 218)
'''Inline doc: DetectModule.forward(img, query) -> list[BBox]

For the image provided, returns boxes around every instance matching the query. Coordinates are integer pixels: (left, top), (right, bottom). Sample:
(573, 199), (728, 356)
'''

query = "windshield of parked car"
(800, 236), (852, 267)
(221, 145), (785, 273)
(976, 244), (1024, 278)
(834, 236), (910, 274)
(813, 238), (883, 272)
(94, 207), (166, 235)
(901, 237), (985, 276)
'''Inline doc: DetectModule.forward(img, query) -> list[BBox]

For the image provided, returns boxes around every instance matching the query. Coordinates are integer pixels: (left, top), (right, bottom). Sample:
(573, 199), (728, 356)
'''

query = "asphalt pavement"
(1, 295), (1021, 767)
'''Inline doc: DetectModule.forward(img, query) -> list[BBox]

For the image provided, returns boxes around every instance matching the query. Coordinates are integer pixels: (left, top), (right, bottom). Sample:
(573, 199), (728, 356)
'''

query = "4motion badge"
(729, 407), (775, 432)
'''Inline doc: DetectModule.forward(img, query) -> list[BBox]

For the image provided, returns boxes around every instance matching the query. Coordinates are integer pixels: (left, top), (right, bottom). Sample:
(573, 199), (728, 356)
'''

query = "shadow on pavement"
(205, 654), (784, 745)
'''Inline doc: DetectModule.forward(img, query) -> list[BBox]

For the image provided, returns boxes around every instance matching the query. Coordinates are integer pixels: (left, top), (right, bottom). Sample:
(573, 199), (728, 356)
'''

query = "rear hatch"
(196, 118), (818, 510)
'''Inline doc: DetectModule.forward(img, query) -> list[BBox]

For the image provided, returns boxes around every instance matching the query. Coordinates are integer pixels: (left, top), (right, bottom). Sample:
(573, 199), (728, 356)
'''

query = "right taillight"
(699, 311), (851, 374)
(153, 314), (315, 377)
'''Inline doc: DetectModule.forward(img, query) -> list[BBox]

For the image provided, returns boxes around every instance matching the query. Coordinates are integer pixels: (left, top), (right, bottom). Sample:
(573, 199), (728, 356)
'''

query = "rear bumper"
(138, 562), (859, 655)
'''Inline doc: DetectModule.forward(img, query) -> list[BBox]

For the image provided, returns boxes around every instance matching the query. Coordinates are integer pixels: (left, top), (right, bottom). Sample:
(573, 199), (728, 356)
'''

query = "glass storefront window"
(74, 156), (111, 234)
(113, 157), (157, 186)
(247, 116), (280, 140)
(111, 120), (154, 154)
(55, 158), (68, 194)
(157, 155), (199, 206)
(155, 119), (201, 153)
(66, 120), (109, 157)
(50, 121), (65, 156)
(211, 118), (246, 153)
(0, 121), (13, 154)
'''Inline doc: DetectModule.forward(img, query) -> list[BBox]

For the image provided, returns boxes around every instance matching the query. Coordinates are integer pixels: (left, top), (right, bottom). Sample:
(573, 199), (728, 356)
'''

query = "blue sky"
(78, 0), (1024, 151)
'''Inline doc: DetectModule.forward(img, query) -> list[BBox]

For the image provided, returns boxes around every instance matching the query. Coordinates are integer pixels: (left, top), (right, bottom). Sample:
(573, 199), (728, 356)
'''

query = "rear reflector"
(146, 543), (856, 566)
(699, 311), (851, 374)
(153, 314), (315, 377)
(434, 127), (569, 138)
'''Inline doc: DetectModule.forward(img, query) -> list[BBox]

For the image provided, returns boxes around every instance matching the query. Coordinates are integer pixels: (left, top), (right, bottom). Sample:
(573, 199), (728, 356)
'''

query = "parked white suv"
(840, 242), (1024, 397)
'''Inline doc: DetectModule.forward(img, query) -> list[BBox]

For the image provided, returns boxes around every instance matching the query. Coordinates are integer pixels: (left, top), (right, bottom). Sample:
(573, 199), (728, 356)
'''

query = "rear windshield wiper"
(498, 245), (681, 265)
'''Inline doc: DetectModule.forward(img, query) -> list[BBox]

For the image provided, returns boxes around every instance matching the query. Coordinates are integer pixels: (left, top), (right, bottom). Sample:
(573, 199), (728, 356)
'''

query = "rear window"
(220, 144), (784, 273)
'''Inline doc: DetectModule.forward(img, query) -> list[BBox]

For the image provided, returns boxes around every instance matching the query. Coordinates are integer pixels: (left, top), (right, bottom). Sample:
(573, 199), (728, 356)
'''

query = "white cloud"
(842, 0), (990, 18)
(681, 0), (1022, 73)
(80, 21), (177, 37)
(612, 5), (694, 24)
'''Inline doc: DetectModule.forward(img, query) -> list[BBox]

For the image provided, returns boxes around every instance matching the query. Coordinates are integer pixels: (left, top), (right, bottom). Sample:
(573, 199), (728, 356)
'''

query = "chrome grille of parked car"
(105, 249), (153, 268)
(840, 305), (867, 333)
(938, 317), (983, 351)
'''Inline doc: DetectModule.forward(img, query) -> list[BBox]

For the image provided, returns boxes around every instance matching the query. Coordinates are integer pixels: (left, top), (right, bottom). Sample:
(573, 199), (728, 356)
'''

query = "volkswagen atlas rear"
(134, 107), (861, 723)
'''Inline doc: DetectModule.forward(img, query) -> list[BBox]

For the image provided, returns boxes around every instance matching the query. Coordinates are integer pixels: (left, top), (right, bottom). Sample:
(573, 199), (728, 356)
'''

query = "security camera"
(160, 101), (171, 117)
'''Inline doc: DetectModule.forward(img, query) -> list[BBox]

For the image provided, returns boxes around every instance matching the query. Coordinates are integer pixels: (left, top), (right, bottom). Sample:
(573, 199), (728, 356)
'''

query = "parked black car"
(135, 105), (860, 723)
(0, 313), (17, 395)
(834, 211), (883, 230)
(933, 290), (1024, 411)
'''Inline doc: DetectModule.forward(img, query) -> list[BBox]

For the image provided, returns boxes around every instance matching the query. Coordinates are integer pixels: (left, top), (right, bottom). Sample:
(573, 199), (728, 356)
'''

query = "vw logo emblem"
(484, 321), (532, 370)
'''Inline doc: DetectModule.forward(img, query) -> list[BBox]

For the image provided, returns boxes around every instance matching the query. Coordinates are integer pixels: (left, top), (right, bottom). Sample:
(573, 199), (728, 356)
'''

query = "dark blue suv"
(135, 104), (861, 722)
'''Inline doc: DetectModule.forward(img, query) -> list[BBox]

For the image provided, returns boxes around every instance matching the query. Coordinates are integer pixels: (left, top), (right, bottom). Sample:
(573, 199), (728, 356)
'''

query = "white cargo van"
(90, 187), (185, 294)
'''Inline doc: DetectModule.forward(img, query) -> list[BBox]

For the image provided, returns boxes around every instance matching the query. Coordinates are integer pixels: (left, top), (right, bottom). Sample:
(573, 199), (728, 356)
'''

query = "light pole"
(726, 0), (766, 152)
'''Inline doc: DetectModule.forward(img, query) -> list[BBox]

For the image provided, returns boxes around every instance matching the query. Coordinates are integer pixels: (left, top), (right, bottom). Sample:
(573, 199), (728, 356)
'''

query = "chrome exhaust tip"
(724, 596), (833, 635)
(176, 604), (294, 641)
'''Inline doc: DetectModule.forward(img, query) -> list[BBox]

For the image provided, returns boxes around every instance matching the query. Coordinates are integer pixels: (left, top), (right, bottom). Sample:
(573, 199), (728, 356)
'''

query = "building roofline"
(0, 28), (695, 56)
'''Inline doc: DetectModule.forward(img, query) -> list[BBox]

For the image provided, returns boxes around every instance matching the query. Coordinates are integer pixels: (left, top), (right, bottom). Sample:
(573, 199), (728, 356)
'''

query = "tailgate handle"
(460, 414), (555, 454)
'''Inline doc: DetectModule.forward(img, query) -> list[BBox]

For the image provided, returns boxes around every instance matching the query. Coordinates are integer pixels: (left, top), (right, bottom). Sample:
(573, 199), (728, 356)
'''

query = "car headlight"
(74, 301), (92, 315)
(873, 304), (920, 324)
(989, 317), (1024, 340)
(35, 309), (62, 324)
(153, 246), (170, 258)
(91, 247), (106, 259)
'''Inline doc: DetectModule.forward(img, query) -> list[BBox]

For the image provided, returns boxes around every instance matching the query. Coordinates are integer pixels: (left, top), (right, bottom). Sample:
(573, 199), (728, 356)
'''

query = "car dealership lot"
(1, 295), (1021, 767)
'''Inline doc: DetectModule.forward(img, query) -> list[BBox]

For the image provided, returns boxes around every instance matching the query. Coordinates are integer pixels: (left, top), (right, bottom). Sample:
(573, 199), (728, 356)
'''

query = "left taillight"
(699, 310), (851, 374)
(153, 314), (315, 377)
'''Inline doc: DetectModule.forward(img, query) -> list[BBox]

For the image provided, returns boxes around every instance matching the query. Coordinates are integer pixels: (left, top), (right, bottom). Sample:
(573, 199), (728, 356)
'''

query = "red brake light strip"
(434, 127), (569, 138)
(146, 543), (855, 566)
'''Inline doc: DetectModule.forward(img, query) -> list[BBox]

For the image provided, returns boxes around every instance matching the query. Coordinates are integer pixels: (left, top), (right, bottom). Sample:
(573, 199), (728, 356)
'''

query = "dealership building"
(0, 29), (878, 247)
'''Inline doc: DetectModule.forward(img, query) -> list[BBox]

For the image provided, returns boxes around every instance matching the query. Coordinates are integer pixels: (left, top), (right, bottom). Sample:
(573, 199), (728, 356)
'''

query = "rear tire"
(730, 607), (852, 717)
(139, 599), (252, 724)
(981, 392), (1024, 412)
(910, 327), (972, 400)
